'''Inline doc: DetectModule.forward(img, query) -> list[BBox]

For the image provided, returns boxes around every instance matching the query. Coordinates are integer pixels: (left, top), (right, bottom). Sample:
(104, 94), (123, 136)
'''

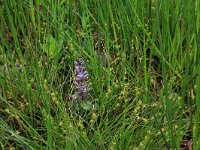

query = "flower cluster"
(72, 60), (90, 101)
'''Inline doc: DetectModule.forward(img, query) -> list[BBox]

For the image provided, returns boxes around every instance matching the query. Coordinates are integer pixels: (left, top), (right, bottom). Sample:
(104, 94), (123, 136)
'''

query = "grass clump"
(0, 0), (199, 149)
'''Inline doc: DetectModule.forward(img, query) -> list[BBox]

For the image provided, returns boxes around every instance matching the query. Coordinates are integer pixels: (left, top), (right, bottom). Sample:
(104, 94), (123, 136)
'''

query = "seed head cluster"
(72, 60), (90, 100)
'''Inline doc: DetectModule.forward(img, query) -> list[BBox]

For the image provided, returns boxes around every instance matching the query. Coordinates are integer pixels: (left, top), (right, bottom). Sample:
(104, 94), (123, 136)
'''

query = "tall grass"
(0, 0), (199, 149)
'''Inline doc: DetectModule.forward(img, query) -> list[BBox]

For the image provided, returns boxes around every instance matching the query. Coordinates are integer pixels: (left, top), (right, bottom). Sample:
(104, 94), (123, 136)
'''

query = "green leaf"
(42, 35), (63, 58)
(80, 101), (92, 110)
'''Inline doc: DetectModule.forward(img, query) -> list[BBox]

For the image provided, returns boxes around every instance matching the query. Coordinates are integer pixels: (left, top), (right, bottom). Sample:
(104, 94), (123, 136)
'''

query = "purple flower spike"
(72, 59), (91, 101)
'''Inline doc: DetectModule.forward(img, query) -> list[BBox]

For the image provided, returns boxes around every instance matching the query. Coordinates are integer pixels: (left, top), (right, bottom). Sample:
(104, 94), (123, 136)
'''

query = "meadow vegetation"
(0, 0), (200, 149)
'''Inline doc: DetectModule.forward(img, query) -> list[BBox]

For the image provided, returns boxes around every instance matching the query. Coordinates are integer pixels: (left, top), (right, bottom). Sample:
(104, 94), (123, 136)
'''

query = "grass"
(0, 0), (199, 149)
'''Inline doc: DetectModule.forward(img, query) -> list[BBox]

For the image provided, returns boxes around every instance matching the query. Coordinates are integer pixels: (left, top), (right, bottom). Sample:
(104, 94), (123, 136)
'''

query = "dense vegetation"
(0, 0), (200, 149)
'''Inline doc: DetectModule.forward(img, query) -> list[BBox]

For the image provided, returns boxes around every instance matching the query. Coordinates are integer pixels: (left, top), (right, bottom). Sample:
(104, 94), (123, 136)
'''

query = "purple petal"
(74, 60), (84, 66)
(77, 72), (84, 78)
